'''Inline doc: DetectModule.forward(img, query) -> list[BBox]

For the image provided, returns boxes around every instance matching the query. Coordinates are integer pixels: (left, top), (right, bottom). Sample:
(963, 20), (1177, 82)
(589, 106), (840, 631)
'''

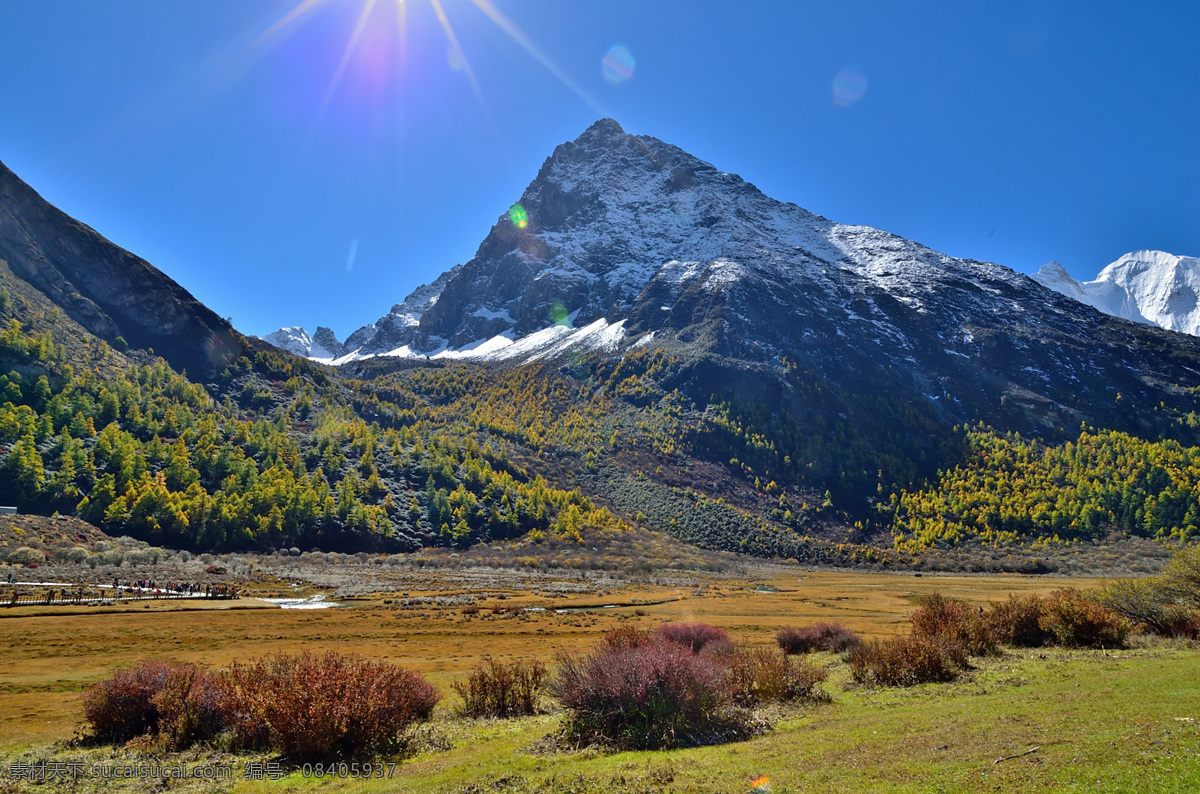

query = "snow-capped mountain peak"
(261, 326), (313, 358)
(1032, 260), (1088, 301)
(1033, 250), (1200, 335)
(260, 325), (347, 360)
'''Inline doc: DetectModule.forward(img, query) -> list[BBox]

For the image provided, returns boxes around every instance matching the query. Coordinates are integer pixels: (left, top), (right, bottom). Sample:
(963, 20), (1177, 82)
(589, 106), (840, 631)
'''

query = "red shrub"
(910, 593), (997, 656)
(222, 651), (439, 762)
(1039, 589), (1129, 649)
(82, 660), (175, 743)
(554, 636), (746, 749)
(776, 622), (862, 655)
(452, 658), (547, 718)
(82, 660), (224, 748)
(151, 664), (227, 749)
(985, 595), (1051, 647)
(653, 622), (732, 655)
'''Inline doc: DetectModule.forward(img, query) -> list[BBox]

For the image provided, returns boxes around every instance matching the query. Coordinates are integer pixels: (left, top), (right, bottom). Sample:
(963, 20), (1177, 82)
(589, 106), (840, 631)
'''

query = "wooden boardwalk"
(1, 582), (238, 607)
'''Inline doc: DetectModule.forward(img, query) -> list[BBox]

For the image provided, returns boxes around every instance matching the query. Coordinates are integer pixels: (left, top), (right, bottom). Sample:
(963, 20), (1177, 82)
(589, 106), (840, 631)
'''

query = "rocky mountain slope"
(1033, 251), (1200, 336)
(0, 161), (241, 377)
(271, 119), (1200, 441)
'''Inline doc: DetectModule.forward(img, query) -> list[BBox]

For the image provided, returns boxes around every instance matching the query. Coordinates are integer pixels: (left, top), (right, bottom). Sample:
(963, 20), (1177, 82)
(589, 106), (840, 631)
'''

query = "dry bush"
(653, 621), (733, 655)
(848, 634), (967, 687)
(910, 593), (997, 656)
(554, 636), (747, 750)
(725, 644), (829, 706)
(775, 622), (861, 655)
(1039, 588), (1129, 648)
(222, 651), (439, 762)
(1096, 576), (1189, 636)
(82, 660), (224, 749)
(985, 594), (1051, 647)
(1096, 548), (1200, 637)
(452, 658), (547, 718)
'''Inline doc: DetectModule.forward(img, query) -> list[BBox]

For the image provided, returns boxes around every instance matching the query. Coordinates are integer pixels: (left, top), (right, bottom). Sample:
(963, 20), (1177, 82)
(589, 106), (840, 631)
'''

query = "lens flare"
(602, 44), (635, 85)
(550, 300), (570, 327)
(509, 203), (528, 229)
(345, 238), (359, 273)
(203, 330), (241, 370)
(751, 776), (772, 793)
(831, 67), (868, 107)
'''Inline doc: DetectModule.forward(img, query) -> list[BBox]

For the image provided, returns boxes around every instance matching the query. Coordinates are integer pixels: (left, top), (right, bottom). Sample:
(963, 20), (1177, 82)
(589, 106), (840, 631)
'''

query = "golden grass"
(0, 569), (1100, 750)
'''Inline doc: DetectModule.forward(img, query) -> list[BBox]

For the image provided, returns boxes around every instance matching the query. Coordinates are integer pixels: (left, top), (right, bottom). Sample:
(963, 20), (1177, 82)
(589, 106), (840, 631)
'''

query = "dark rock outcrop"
(312, 326), (348, 358)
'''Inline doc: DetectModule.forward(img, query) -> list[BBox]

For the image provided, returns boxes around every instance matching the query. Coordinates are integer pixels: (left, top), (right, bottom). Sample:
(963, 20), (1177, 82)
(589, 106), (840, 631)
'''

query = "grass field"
(0, 568), (1196, 792)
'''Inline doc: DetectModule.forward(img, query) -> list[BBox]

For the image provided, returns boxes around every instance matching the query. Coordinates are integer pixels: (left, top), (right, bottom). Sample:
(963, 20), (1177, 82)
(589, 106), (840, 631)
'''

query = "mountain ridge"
(0, 160), (241, 377)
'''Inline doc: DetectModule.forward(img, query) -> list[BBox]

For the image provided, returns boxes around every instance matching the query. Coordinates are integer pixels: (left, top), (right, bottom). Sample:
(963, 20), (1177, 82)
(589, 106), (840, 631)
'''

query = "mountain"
(260, 325), (347, 360)
(343, 265), (463, 356)
(1033, 251), (1200, 336)
(6, 120), (1200, 566)
(0, 160), (241, 376)
(285, 119), (1200, 441)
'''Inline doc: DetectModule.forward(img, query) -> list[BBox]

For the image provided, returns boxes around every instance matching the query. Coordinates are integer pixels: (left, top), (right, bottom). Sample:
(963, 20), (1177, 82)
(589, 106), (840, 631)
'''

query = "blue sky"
(1, 1), (1197, 340)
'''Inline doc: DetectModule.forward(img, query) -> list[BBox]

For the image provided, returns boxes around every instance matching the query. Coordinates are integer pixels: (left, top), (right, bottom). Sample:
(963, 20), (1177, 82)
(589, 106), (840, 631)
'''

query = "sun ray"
(466, 0), (606, 117)
(428, 0), (490, 116)
(237, 0), (330, 60)
(394, 0), (408, 83)
(313, 0), (380, 123)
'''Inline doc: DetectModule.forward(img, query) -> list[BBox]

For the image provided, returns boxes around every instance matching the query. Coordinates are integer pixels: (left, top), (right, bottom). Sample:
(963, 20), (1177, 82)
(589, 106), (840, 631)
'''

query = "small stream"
(262, 594), (341, 609)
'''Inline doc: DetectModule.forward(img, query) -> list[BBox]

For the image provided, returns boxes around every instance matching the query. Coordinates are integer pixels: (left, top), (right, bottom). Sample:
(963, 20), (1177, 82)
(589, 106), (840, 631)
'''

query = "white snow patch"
(432, 333), (517, 360)
(632, 331), (656, 348)
(471, 306), (515, 323)
(703, 259), (745, 291)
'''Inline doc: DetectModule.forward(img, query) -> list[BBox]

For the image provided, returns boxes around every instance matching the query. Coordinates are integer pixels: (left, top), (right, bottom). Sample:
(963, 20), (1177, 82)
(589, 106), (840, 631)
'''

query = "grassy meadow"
(1, 566), (1197, 791)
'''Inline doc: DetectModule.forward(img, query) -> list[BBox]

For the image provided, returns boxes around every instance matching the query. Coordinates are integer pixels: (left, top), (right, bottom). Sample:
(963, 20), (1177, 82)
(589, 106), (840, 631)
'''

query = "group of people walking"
(108, 578), (238, 598)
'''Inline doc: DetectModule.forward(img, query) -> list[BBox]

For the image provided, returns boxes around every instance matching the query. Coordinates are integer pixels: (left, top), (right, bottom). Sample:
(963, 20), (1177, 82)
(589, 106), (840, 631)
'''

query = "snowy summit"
(1033, 251), (1200, 336)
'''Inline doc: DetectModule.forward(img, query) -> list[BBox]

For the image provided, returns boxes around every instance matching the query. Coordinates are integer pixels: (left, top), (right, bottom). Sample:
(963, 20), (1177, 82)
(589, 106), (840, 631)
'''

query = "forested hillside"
(892, 427), (1200, 549)
(0, 304), (621, 552)
(5, 279), (1200, 568)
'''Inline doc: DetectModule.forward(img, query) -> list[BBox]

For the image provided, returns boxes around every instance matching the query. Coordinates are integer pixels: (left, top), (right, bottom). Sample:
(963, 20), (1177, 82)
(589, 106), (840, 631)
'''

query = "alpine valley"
(4, 119), (1200, 572)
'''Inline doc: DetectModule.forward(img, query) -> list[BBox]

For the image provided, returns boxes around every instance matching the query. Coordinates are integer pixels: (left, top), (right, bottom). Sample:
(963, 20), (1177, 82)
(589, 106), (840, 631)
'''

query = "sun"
(238, 0), (603, 130)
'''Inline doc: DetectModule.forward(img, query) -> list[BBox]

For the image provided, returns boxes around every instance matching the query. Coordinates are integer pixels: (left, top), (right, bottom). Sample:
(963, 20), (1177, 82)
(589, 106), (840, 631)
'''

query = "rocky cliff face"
(0, 160), (239, 376)
(343, 264), (463, 355)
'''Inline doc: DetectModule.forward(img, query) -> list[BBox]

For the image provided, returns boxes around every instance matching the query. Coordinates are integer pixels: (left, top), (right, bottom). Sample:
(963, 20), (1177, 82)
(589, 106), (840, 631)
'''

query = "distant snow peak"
(343, 264), (463, 356)
(260, 325), (346, 360)
(261, 327), (312, 358)
(1034, 250), (1200, 336)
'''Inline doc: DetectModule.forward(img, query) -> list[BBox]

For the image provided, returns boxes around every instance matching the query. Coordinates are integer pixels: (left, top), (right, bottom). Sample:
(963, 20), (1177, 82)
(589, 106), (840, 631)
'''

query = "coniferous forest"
(4, 269), (1200, 568)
